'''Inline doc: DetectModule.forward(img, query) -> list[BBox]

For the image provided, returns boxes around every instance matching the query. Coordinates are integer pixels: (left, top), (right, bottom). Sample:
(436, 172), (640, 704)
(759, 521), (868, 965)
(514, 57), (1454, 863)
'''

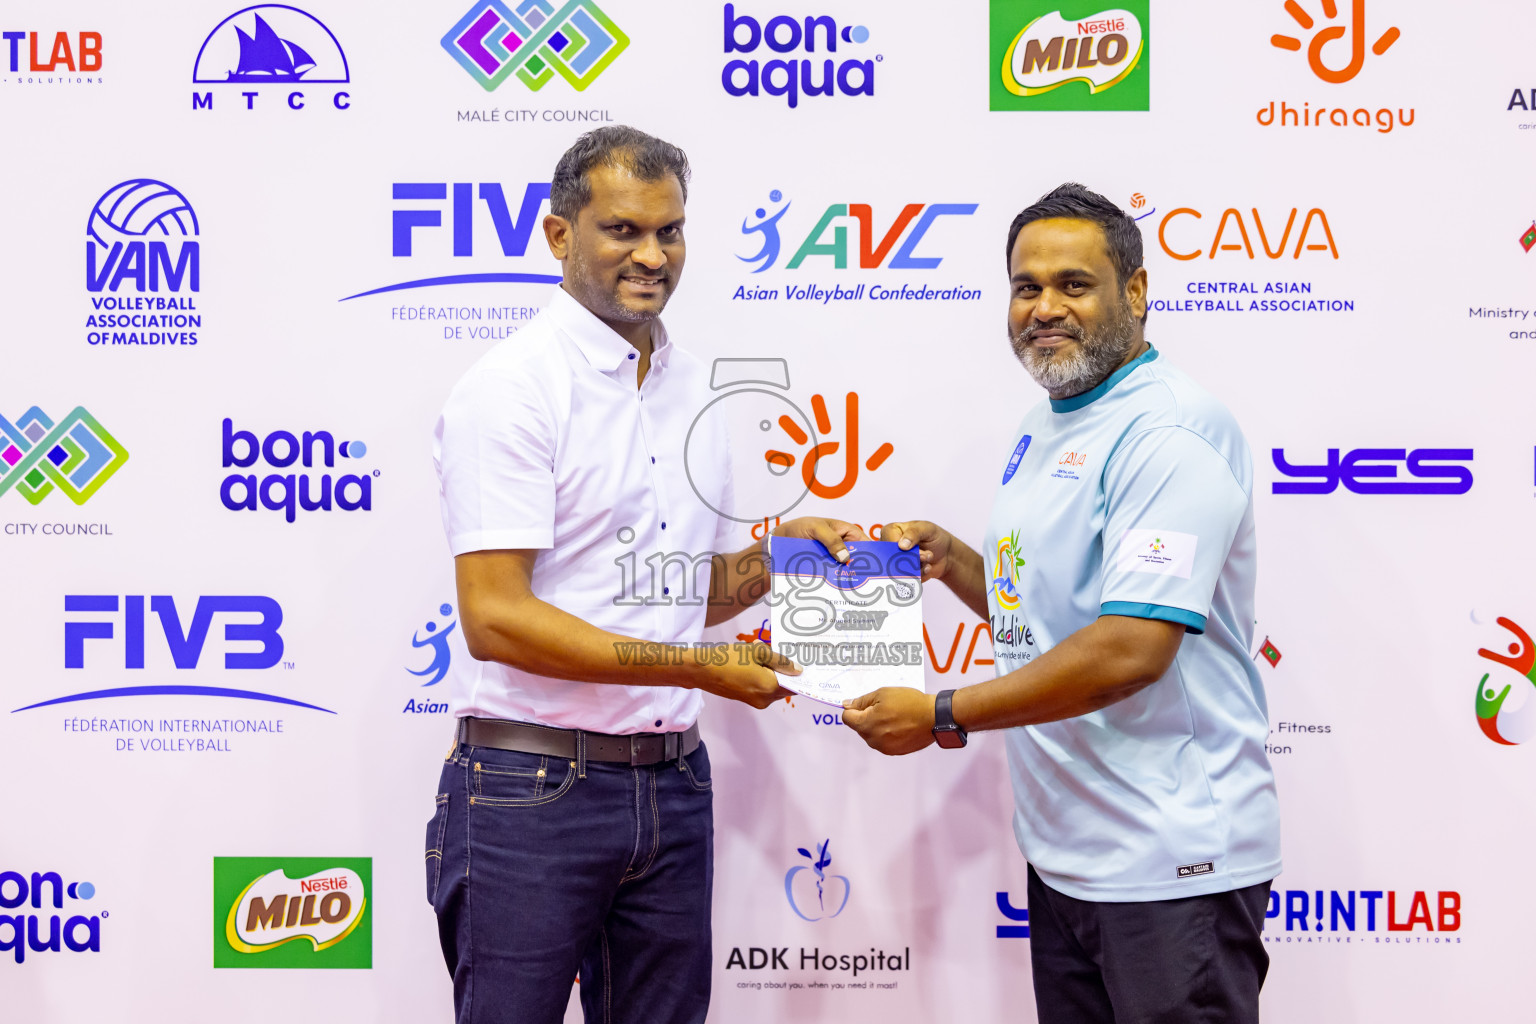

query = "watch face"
(933, 728), (966, 749)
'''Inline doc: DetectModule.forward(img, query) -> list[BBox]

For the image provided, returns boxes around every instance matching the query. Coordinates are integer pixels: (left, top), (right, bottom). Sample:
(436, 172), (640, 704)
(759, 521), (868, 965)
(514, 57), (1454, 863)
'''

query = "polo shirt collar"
(549, 285), (671, 375)
(1049, 345), (1158, 413)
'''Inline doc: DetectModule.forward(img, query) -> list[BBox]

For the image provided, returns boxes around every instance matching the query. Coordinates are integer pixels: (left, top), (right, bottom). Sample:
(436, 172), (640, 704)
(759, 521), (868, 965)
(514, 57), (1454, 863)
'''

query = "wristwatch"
(931, 689), (968, 749)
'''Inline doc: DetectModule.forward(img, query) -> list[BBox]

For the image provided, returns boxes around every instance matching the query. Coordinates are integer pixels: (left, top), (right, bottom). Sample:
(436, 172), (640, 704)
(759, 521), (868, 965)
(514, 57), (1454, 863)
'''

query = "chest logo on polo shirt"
(1001, 434), (1032, 484)
(1051, 449), (1089, 481)
(990, 531), (1026, 610)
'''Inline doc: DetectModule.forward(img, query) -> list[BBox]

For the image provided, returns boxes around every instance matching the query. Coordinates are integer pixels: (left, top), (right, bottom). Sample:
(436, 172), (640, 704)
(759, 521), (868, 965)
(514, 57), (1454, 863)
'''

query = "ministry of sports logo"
(1474, 615), (1536, 746)
(0, 407), (127, 505)
(442, 0), (629, 92)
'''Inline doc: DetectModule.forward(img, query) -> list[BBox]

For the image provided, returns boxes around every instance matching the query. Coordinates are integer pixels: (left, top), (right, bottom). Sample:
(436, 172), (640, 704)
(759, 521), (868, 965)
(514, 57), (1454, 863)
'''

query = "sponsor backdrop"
(1, 0), (1531, 1020)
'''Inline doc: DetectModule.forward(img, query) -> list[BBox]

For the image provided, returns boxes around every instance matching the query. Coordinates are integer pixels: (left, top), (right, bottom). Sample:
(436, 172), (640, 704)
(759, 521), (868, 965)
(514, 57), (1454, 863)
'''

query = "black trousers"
(1027, 865), (1272, 1024)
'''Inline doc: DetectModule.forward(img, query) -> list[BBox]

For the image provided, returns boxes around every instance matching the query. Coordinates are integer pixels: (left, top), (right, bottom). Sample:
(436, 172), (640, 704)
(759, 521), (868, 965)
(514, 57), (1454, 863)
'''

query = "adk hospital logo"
(785, 840), (849, 922)
(85, 180), (202, 348)
(192, 5), (352, 112)
(214, 857), (371, 968)
(443, 0), (628, 93)
(989, 2), (1148, 112)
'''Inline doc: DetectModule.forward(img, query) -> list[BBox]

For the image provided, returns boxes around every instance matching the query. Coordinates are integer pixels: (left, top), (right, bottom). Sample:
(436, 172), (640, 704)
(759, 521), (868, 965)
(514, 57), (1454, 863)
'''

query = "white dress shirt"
(434, 286), (734, 734)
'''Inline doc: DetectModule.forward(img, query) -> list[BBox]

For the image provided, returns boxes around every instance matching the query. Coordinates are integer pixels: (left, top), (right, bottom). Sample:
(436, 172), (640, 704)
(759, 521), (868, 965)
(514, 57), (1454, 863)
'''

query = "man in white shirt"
(428, 126), (859, 1024)
(842, 184), (1280, 1023)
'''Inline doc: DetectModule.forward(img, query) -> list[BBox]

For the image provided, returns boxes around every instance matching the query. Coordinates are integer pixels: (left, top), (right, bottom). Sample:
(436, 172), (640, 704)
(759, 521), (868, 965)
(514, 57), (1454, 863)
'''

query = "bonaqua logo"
(1474, 616), (1536, 746)
(0, 870), (104, 964)
(785, 839), (850, 922)
(0, 407), (127, 506)
(722, 4), (877, 108)
(442, 0), (628, 93)
(221, 419), (373, 523)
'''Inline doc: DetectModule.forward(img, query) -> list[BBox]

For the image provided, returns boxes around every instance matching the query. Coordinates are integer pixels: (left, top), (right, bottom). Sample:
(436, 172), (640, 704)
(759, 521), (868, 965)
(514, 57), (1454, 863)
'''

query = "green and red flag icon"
(1256, 637), (1282, 668)
(1521, 222), (1536, 253)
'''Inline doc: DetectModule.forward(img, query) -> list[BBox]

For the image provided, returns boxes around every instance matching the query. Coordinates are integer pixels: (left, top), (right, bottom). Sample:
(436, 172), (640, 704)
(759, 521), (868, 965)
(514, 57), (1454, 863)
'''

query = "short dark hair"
(549, 125), (691, 221)
(1005, 183), (1143, 288)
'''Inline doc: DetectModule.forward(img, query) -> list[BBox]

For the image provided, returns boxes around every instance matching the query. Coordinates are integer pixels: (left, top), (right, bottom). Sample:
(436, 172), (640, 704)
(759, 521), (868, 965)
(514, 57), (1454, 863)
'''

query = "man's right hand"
(698, 642), (800, 710)
(880, 520), (957, 584)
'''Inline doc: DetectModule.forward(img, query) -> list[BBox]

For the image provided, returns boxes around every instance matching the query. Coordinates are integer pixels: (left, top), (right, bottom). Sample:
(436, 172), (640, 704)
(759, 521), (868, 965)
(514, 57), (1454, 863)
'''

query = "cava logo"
(215, 858), (371, 968)
(991, 2), (1148, 111)
(0, 407), (127, 506)
(442, 0), (628, 93)
(192, 5), (351, 112)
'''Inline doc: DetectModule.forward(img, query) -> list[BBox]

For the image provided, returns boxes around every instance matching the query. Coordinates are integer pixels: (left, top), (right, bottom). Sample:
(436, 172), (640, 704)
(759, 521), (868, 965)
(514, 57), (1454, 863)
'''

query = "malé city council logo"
(1474, 616), (1536, 746)
(442, 0), (628, 92)
(990, 1), (1148, 112)
(0, 407), (127, 505)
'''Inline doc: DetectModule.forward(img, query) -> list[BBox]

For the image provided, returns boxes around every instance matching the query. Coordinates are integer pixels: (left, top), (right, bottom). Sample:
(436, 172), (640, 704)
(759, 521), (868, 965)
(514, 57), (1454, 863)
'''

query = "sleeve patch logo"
(1116, 529), (1197, 579)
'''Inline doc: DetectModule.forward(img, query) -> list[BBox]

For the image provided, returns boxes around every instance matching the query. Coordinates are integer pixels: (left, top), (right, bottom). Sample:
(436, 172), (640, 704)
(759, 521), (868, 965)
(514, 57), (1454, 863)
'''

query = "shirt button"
(663, 587), (670, 595)
(661, 522), (667, 529)
(654, 719), (663, 728)
(651, 457), (655, 464)
(628, 352), (636, 360)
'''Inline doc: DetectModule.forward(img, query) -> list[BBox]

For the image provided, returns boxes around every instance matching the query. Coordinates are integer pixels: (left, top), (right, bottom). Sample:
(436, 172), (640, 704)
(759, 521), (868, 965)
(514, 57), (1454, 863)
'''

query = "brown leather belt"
(458, 717), (700, 766)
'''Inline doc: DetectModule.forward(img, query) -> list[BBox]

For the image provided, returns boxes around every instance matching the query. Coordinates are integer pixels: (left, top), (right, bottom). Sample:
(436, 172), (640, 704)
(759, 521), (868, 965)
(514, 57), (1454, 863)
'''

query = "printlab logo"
(785, 840), (849, 922)
(1473, 614), (1536, 746)
(443, 0), (628, 93)
(0, 407), (128, 506)
(995, 892), (1029, 938)
(990, 530), (1024, 611)
(722, 4), (877, 108)
(989, 2), (1148, 112)
(85, 180), (202, 349)
(1270, 448), (1473, 495)
(1263, 886), (1460, 943)
(1270, 0), (1398, 84)
(214, 857), (371, 968)
(2, 28), (102, 83)
(192, 5), (352, 112)
(0, 870), (104, 964)
(220, 419), (374, 523)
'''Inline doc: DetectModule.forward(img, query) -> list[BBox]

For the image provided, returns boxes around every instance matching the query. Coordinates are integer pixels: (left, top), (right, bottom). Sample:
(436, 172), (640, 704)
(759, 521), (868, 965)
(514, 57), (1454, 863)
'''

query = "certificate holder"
(768, 537), (926, 707)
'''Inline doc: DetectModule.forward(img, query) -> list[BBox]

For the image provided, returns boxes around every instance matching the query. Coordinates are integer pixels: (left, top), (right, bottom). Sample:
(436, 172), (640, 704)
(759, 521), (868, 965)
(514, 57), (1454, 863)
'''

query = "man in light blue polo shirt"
(843, 183), (1280, 1024)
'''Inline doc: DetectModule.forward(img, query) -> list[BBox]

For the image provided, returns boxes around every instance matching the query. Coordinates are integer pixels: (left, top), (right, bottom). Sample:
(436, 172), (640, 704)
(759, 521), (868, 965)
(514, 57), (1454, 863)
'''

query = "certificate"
(769, 537), (926, 707)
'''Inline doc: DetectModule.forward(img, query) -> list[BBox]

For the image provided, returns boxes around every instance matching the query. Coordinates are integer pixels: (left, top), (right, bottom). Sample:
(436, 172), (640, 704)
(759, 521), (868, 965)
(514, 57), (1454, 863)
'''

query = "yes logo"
(1271, 448), (1473, 495)
(1475, 617), (1536, 746)
(990, 2), (1149, 111)
(214, 858), (371, 969)
(996, 892), (1030, 938)
(1270, 0), (1399, 84)
(785, 839), (849, 921)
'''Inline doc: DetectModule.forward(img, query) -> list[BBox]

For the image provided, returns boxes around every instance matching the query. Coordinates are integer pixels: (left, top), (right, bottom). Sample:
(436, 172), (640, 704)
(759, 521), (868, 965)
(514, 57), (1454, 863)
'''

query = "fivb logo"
(739, 190), (977, 272)
(722, 4), (877, 108)
(221, 420), (373, 523)
(0, 871), (103, 964)
(86, 180), (199, 295)
(215, 857), (371, 968)
(0, 407), (127, 506)
(65, 595), (284, 670)
(192, 5), (351, 112)
(442, 0), (629, 93)
(340, 182), (561, 301)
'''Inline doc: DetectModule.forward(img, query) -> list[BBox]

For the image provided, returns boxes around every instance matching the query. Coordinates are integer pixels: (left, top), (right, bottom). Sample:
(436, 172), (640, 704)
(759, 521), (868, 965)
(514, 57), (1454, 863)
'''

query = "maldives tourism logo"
(1270, 0), (1398, 85)
(192, 6), (352, 111)
(1474, 616), (1536, 746)
(442, 0), (629, 93)
(214, 857), (371, 969)
(991, 531), (1024, 611)
(0, 407), (127, 506)
(990, 2), (1149, 112)
(785, 839), (850, 922)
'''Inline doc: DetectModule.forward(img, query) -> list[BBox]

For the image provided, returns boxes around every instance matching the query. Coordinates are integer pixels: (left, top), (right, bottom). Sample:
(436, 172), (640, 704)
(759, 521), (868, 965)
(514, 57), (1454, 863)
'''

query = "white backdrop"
(4, 0), (1535, 1019)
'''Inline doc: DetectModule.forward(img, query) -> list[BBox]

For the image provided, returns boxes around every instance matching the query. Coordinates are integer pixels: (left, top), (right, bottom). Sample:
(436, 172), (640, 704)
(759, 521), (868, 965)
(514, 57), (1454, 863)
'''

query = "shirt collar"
(1049, 345), (1158, 413)
(549, 285), (671, 375)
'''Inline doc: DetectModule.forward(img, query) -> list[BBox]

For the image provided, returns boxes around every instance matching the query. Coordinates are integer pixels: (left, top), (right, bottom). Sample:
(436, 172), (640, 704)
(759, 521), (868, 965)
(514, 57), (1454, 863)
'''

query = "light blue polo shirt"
(983, 346), (1280, 902)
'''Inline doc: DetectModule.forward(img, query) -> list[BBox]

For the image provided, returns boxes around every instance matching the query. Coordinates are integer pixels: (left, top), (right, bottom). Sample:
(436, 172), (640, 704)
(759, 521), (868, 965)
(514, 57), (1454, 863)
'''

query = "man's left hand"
(841, 687), (937, 756)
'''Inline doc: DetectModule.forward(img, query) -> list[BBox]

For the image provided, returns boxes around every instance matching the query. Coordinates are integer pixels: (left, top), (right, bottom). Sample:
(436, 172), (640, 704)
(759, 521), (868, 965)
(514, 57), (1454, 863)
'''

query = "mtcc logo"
(1270, 0), (1399, 84)
(442, 0), (628, 92)
(738, 190), (976, 272)
(192, 5), (352, 111)
(0, 870), (103, 964)
(785, 839), (849, 922)
(1474, 615), (1536, 746)
(0, 407), (128, 506)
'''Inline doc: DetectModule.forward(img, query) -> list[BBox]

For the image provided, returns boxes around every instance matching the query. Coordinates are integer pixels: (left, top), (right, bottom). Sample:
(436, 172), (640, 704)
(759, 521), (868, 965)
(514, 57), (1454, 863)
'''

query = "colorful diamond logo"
(0, 407), (128, 505)
(441, 0), (628, 93)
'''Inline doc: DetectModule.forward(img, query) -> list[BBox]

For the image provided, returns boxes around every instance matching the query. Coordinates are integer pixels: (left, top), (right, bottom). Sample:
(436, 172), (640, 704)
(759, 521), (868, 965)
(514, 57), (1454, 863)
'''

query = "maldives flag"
(1521, 222), (1536, 253)
(1256, 637), (1282, 667)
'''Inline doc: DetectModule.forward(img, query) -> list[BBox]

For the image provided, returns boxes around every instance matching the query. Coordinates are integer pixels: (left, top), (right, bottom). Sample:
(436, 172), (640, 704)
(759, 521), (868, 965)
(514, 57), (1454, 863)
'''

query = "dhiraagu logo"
(991, 531), (1025, 610)
(1474, 616), (1536, 746)
(214, 857), (371, 968)
(990, 1), (1148, 111)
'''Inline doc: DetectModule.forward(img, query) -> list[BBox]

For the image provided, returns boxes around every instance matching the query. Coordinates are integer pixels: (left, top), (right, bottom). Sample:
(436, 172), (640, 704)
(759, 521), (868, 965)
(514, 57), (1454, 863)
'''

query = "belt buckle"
(628, 735), (643, 767)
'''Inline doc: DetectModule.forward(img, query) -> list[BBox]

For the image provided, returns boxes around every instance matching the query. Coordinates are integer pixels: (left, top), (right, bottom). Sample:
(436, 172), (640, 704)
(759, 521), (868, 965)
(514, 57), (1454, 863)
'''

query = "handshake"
(703, 514), (978, 758)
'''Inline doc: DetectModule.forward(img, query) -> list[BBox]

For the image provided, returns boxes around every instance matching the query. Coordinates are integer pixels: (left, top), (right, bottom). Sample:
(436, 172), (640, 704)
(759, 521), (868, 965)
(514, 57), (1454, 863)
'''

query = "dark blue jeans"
(426, 734), (715, 1024)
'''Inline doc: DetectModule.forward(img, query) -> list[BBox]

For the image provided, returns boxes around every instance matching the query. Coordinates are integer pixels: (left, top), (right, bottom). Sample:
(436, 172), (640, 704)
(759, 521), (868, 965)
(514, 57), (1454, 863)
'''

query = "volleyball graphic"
(87, 179), (199, 246)
(1129, 192), (1146, 209)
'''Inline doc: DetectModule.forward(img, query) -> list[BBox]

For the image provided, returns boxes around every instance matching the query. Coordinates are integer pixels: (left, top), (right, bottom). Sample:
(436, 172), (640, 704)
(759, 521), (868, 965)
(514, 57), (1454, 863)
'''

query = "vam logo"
(722, 4), (877, 108)
(785, 840), (849, 922)
(214, 857), (371, 968)
(85, 179), (202, 348)
(990, 2), (1148, 112)
(1474, 616), (1536, 746)
(192, 5), (351, 111)
(221, 419), (373, 522)
(442, 0), (628, 93)
(0, 871), (103, 964)
(0, 407), (127, 506)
